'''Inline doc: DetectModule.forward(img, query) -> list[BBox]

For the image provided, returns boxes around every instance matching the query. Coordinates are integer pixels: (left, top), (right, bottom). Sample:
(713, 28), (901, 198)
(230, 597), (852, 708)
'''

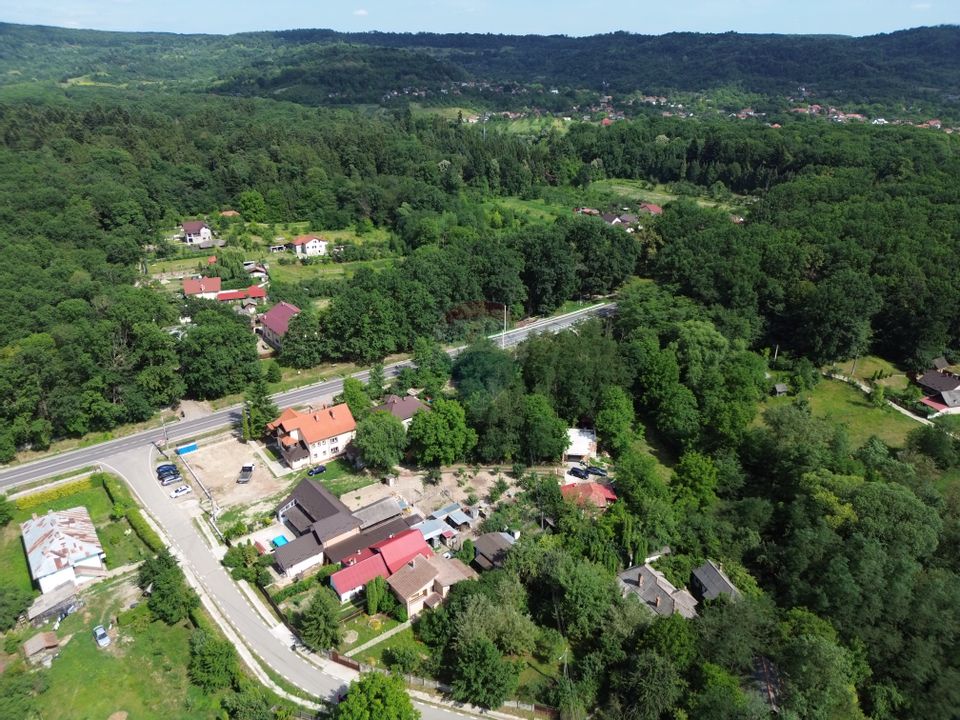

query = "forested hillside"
(1, 23), (959, 112)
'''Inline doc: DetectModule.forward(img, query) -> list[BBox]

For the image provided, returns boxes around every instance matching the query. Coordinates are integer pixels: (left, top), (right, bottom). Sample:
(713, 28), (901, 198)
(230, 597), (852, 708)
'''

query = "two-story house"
(181, 220), (213, 246)
(266, 404), (356, 470)
(259, 302), (301, 350)
(286, 235), (328, 258)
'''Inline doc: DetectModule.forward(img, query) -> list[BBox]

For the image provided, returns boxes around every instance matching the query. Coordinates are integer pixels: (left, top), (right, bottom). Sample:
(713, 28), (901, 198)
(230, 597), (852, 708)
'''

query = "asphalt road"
(0, 302), (613, 491)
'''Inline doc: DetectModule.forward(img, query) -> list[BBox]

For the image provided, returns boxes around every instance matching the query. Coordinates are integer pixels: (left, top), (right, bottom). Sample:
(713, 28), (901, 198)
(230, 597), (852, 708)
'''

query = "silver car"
(93, 625), (110, 648)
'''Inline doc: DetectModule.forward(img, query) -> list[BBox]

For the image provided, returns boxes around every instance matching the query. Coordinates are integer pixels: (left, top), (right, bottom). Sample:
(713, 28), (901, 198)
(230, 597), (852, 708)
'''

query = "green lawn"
(351, 625), (428, 668)
(760, 378), (918, 449)
(340, 612), (401, 652)
(34, 579), (221, 720)
(832, 355), (909, 391)
(298, 459), (378, 499)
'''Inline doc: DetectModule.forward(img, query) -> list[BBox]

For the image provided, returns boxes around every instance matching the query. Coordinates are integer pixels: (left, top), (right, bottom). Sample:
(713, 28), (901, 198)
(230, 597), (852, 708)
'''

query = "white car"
(170, 484), (192, 499)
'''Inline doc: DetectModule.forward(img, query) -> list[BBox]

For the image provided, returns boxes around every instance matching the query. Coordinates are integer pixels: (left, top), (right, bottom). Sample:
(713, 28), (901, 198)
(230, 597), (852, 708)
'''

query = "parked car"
(93, 625), (110, 648)
(237, 464), (255, 484)
(307, 465), (327, 476)
(156, 464), (177, 474)
(157, 466), (179, 478)
(160, 474), (182, 486)
(585, 466), (608, 477)
(568, 466), (590, 480)
(170, 485), (192, 499)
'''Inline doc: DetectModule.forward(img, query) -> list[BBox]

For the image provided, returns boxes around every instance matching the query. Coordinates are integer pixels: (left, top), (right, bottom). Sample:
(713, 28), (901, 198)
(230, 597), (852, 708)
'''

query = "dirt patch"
(181, 433), (294, 511)
(175, 400), (213, 421)
(108, 712), (129, 720)
(344, 463), (538, 516)
(343, 630), (359, 644)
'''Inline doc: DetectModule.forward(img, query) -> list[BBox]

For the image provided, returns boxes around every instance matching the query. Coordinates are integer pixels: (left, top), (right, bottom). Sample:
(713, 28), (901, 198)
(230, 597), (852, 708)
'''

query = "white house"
(21, 507), (106, 594)
(181, 220), (212, 246)
(287, 235), (328, 258)
(266, 404), (357, 470)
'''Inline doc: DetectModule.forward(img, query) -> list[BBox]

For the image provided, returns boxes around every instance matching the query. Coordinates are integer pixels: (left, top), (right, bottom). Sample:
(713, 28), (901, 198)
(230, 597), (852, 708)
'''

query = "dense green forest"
(1, 22), (960, 720)
(1, 23), (959, 114)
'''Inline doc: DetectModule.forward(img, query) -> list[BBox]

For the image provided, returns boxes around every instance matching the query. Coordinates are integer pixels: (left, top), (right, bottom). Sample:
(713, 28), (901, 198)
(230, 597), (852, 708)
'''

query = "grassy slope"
(591, 178), (751, 213)
(759, 378), (917, 448)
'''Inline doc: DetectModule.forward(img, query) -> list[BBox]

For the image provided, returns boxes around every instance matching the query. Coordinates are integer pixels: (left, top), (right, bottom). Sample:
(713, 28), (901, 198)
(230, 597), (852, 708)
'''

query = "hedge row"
(15, 476), (99, 510)
(126, 508), (165, 553)
(100, 472), (134, 506)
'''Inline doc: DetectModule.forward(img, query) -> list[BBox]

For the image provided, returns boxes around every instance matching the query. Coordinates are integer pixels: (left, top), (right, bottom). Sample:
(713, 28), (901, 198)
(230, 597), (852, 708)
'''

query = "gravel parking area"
(180, 433), (292, 510)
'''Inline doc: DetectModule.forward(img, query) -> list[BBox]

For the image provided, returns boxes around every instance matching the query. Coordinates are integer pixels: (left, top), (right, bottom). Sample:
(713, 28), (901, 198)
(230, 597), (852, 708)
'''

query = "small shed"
(933, 357), (950, 371)
(773, 383), (789, 397)
(22, 632), (59, 664)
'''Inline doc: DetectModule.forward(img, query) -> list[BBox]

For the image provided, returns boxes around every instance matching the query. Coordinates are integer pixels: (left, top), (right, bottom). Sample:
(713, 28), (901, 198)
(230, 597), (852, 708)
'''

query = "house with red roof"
(181, 220), (212, 246)
(286, 235), (328, 258)
(327, 528), (431, 602)
(259, 302), (300, 349)
(182, 276), (222, 299)
(370, 529), (432, 574)
(266, 404), (356, 470)
(561, 482), (618, 509)
(639, 203), (663, 216)
(330, 554), (390, 602)
(216, 286), (267, 304)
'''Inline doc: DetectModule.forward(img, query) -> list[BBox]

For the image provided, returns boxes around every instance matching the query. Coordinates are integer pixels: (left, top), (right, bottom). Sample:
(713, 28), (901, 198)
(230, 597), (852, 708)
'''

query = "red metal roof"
(561, 482), (618, 508)
(216, 286), (267, 302)
(639, 203), (663, 215)
(370, 529), (431, 574)
(330, 554), (389, 596)
(260, 301), (301, 337)
(182, 276), (222, 296)
(289, 235), (325, 246)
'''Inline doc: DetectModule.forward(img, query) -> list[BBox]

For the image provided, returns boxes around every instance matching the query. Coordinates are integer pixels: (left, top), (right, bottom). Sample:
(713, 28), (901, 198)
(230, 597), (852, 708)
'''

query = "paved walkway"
(345, 619), (412, 657)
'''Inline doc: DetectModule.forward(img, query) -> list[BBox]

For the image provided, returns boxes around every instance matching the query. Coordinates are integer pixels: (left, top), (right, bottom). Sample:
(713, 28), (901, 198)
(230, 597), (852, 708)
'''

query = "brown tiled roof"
(387, 557), (438, 599)
(260, 302), (301, 337)
(373, 395), (429, 422)
(918, 370), (960, 393)
(182, 220), (208, 233)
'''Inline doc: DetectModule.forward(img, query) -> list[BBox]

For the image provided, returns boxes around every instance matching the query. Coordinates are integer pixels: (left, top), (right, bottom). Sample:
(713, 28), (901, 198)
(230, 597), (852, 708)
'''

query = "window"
(331, 447), (339, 455)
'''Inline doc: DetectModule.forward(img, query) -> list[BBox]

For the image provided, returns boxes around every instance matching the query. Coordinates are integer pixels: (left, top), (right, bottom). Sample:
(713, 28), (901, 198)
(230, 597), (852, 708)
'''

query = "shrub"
(117, 602), (153, 631)
(384, 645), (420, 674)
(393, 604), (408, 623)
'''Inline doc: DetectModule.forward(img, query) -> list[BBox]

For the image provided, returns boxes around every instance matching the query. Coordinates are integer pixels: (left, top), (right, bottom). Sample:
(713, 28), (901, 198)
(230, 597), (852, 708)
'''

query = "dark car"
(568, 466), (590, 480)
(586, 466), (608, 477)
(157, 467), (180, 479)
(307, 465), (327, 476)
(156, 464), (177, 474)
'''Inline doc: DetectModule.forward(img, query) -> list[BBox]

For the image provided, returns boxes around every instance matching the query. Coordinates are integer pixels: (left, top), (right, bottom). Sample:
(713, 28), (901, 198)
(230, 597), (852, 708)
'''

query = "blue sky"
(0, 0), (955, 36)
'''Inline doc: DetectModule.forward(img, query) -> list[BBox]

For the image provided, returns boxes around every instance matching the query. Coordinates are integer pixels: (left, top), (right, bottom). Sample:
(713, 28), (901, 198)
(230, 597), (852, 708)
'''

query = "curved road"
(0, 303), (614, 718)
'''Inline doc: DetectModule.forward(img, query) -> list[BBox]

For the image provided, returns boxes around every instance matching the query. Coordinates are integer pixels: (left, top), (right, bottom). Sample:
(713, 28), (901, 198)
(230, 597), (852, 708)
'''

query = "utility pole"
(502, 303), (507, 349)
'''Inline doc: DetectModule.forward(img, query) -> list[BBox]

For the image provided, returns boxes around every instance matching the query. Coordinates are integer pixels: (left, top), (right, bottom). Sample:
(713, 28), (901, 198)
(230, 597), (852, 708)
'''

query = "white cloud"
(910, 2), (931, 8)
(353, 8), (369, 15)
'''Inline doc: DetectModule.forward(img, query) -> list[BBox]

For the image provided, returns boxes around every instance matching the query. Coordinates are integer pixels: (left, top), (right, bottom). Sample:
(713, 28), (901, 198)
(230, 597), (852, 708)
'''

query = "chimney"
(655, 596), (661, 607)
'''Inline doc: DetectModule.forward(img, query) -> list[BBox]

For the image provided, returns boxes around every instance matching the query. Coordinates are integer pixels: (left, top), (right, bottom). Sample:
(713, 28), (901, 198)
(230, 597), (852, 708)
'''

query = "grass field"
(760, 378), (918, 448)
(32, 578), (221, 720)
(484, 195), (567, 224)
(591, 178), (751, 213)
(267, 257), (395, 284)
